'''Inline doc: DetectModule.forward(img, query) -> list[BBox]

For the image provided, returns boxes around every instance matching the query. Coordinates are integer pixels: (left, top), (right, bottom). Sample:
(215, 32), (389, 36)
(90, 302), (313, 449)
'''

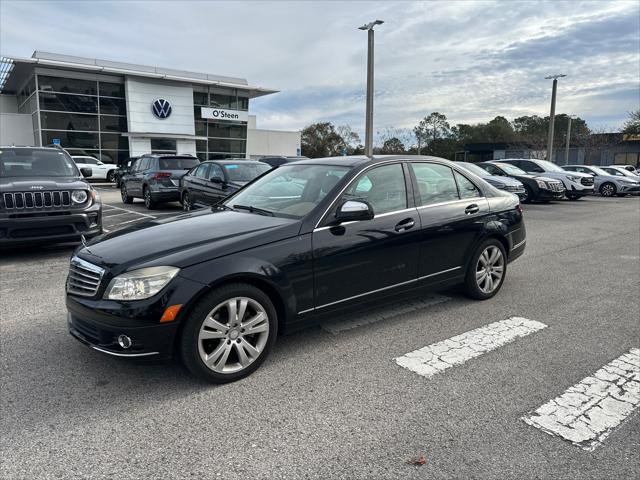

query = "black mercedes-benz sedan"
(66, 155), (526, 383)
(477, 161), (565, 203)
(179, 160), (271, 211)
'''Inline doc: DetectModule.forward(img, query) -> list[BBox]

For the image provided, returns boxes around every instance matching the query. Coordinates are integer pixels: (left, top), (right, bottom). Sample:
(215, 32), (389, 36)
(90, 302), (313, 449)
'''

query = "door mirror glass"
(80, 167), (92, 178)
(210, 176), (224, 184)
(335, 200), (374, 222)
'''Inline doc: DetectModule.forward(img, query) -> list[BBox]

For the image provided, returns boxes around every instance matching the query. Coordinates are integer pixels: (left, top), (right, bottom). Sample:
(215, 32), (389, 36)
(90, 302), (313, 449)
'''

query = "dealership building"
(0, 51), (300, 163)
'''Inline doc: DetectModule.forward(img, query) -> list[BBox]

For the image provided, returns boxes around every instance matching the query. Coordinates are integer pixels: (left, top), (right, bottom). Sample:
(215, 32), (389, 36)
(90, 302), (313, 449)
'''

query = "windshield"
(159, 157), (200, 170)
(457, 162), (489, 177)
(224, 164), (350, 219)
(223, 163), (271, 183)
(588, 166), (610, 176)
(0, 148), (79, 178)
(535, 160), (564, 172)
(495, 163), (527, 175)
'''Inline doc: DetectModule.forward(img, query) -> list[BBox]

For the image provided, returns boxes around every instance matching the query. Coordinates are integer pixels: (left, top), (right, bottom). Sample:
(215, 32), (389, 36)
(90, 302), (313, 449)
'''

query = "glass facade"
(193, 86), (249, 160)
(33, 74), (129, 164)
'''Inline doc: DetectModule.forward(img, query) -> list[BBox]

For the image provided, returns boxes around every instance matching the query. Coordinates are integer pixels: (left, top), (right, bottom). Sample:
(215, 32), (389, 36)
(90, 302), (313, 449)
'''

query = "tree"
(380, 137), (406, 154)
(301, 122), (344, 158)
(622, 110), (640, 135)
(336, 124), (361, 155)
(414, 112), (451, 154)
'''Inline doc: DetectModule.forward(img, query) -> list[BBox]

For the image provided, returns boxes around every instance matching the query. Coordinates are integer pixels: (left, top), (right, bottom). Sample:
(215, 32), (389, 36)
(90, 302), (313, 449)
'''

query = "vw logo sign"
(151, 98), (172, 119)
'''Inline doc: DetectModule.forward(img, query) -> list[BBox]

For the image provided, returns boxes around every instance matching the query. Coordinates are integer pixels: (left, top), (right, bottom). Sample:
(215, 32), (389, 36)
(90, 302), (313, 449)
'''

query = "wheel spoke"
(214, 343), (233, 371)
(242, 312), (266, 330)
(200, 330), (226, 340)
(239, 338), (260, 358)
(480, 251), (489, 267)
(492, 265), (504, 274)
(488, 247), (499, 265)
(227, 299), (238, 325)
(205, 342), (228, 367)
(476, 269), (486, 282)
(234, 341), (251, 367)
(237, 299), (249, 323)
(203, 317), (229, 333)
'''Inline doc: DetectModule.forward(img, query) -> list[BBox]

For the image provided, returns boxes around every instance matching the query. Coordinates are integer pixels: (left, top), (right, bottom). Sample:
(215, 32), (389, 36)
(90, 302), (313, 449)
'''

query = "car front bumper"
(619, 184), (640, 194)
(0, 205), (102, 246)
(537, 187), (565, 200)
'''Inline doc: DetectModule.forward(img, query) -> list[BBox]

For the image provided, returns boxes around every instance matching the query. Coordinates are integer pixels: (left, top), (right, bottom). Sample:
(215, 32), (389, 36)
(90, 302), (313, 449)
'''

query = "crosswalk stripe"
(522, 348), (640, 451)
(395, 317), (547, 378)
(321, 294), (450, 334)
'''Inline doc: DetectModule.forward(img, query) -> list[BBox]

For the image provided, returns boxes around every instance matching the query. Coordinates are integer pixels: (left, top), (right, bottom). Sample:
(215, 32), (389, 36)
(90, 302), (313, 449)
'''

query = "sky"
(1, 0), (638, 141)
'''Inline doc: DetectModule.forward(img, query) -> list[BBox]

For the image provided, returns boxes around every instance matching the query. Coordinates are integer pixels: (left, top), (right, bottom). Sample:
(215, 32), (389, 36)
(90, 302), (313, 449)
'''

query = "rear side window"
(159, 157), (200, 170)
(454, 171), (482, 199)
(410, 163), (459, 205)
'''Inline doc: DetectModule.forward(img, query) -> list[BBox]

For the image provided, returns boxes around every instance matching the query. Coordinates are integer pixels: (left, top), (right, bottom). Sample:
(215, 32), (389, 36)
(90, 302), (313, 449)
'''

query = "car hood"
(77, 209), (300, 273)
(0, 176), (89, 191)
(483, 175), (523, 186)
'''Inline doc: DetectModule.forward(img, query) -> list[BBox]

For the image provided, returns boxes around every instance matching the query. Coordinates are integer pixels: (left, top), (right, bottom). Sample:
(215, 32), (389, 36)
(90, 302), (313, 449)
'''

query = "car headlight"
(566, 175), (581, 182)
(104, 266), (180, 300)
(71, 190), (88, 204)
(535, 179), (547, 188)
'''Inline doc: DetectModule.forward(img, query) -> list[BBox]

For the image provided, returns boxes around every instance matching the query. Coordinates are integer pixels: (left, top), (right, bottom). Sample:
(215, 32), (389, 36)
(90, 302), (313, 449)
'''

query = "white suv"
(500, 159), (594, 200)
(71, 156), (117, 182)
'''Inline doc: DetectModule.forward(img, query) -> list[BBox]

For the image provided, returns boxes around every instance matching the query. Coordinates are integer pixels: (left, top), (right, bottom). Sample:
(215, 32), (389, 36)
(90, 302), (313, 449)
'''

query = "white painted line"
(321, 294), (451, 334)
(102, 203), (156, 218)
(522, 348), (640, 451)
(102, 211), (131, 218)
(109, 217), (151, 227)
(395, 317), (547, 378)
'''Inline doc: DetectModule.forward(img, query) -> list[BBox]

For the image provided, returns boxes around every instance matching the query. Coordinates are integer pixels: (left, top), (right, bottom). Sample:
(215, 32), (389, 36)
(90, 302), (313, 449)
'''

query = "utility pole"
(359, 20), (384, 158)
(564, 115), (574, 165)
(545, 74), (566, 163)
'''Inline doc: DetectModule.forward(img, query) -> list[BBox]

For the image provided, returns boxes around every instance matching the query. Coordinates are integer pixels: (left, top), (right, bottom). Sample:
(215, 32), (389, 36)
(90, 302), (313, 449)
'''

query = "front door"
(312, 162), (420, 310)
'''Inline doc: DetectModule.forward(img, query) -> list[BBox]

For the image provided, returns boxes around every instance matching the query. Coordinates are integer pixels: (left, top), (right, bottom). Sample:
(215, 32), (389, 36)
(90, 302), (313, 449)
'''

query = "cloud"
(1, 0), (638, 138)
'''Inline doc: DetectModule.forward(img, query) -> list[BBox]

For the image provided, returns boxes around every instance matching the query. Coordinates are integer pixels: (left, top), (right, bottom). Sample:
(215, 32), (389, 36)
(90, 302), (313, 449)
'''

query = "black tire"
(121, 184), (133, 204)
(523, 185), (534, 203)
(106, 170), (116, 183)
(463, 238), (507, 300)
(143, 187), (156, 210)
(180, 283), (278, 383)
(182, 191), (192, 211)
(599, 182), (616, 197)
(616, 193), (627, 197)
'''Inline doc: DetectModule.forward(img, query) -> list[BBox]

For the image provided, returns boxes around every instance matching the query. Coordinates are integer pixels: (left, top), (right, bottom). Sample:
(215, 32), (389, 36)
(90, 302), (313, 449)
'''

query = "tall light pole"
(545, 74), (566, 163)
(359, 19), (384, 158)
(564, 115), (575, 165)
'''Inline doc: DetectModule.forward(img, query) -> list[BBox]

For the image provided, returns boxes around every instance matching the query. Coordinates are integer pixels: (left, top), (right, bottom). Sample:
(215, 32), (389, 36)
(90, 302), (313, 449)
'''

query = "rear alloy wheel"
(182, 191), (192, 211)
(106, 170), (116, 183)
(599, 182), (616, 197)
(143, 187), (156, 210)
(464, 239), (507, 300)
(181, 284), (277, 383)
(121, 184), (133, 204)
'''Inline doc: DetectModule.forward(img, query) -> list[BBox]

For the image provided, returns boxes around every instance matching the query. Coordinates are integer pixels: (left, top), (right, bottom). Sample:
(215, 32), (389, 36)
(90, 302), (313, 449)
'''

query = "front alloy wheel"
(600, 182), (616, 197)
(181, 283), (277, 383)
(106, 170), (116, 183)
(182, 192), (192, 211)
(121, 184), (133, 204)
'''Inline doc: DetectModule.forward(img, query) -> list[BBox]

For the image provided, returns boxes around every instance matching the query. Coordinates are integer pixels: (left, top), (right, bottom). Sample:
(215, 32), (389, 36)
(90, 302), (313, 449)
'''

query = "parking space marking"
(102, 203), (156, 218)
(321, 294), (451, 334)
(102, 211), (131, 218)
(522, 348), (640, 451)
(395, 317), (547, 378)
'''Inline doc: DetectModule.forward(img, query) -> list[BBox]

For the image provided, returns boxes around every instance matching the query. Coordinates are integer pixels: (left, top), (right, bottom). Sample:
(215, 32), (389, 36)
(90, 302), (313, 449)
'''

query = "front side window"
(454, 171), (482, 199)
(225, 164), (350, 219)
(193, 163), (210, 179)
(411, 163), (459, 205)
(209, 164), (224, 180)
(341, 163), (407, 215)
(0, 149), (79, 178)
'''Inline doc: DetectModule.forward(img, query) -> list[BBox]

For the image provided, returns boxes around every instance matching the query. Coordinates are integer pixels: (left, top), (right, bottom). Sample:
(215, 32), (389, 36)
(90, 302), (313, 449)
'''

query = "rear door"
(128, 157), (149, 196)
(409, 162), (490, 283)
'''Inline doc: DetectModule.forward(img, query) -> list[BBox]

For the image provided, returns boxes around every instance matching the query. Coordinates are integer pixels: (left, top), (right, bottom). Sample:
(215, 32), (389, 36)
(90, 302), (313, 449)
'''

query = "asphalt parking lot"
(1, 193), (638, 479)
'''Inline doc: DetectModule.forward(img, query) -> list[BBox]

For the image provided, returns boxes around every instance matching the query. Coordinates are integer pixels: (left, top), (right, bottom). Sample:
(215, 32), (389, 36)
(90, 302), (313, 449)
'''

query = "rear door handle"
(465, 204), (480, 215)
(395, 218), (415, 232)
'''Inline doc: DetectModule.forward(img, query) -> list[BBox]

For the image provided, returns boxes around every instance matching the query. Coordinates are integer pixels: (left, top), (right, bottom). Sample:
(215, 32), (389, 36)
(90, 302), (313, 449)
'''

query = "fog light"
(117, 334), (132, 349)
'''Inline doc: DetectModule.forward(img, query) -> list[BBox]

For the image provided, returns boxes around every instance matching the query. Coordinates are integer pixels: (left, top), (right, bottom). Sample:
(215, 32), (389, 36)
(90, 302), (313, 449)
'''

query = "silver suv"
(563, 165), (640, 197)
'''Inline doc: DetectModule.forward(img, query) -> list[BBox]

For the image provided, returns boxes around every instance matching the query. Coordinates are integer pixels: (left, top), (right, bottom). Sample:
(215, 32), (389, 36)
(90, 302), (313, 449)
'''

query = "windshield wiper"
(233, 204), (274, 216)
(213, 203), (235, 212)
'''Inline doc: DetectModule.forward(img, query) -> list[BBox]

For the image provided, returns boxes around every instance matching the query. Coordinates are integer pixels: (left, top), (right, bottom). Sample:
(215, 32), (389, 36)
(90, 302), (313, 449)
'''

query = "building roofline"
(0, 51), (278, 98)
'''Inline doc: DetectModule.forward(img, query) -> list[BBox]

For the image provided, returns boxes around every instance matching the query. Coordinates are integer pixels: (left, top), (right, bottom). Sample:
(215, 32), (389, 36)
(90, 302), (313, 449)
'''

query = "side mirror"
(335, 200), (374, 222)
(80, 167), (92, 178)
(210, 176), (225, 184)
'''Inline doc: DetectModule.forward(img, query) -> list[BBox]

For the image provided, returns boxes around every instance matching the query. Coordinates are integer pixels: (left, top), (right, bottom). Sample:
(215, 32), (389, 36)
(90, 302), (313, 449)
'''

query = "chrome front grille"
(549, 182), (564, 192)
(2, 190), (71, 210)
(67, 256), (105, 297)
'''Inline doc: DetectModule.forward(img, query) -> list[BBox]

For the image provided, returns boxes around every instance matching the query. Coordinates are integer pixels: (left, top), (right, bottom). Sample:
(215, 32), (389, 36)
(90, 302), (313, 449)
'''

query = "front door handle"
(395, 218), (415, 232)
(465, 204), (480, 215)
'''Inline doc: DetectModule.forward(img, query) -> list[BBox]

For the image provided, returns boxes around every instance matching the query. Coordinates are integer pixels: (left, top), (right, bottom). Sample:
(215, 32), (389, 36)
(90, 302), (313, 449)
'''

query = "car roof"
(204, 159), (267, 165)
(287, 155), (452, 168)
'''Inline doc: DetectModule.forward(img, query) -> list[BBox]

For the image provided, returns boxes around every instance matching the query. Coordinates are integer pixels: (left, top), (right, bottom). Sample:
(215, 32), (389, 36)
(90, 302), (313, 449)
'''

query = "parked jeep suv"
(1, 146), (102, 246)
(120, 154), (200, 209)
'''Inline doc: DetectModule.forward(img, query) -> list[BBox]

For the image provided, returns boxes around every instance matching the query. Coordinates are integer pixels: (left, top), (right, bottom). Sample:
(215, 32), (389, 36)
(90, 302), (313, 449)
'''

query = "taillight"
(153, 172), (172, 180)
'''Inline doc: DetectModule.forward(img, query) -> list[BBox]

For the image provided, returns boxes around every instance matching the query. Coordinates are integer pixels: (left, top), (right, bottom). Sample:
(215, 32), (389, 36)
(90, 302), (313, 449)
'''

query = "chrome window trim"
(416, 197), (487, 211)
(313, 207), (418, 232)
(297, 266), (462, 314)
(314, 159), (410, 229)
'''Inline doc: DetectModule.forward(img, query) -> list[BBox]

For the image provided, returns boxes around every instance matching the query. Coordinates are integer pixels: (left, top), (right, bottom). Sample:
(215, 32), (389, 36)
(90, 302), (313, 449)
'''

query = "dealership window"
(36, 74), (129, 163)
(150, 138), (177, 154)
